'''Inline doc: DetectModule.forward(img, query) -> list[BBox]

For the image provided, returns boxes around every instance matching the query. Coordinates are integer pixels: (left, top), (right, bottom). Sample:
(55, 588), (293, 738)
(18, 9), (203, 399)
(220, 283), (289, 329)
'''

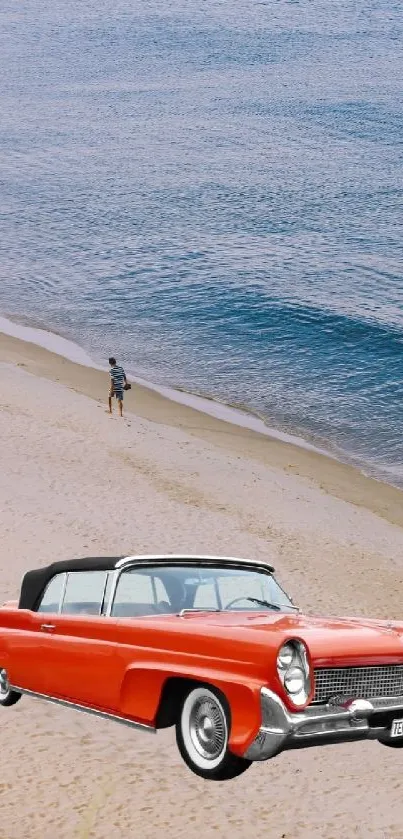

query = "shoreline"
(2, 312), (401, 491)
(1, 312), (399, 484)
(0, 314), (330, 456)
(1, 317), (403, 530)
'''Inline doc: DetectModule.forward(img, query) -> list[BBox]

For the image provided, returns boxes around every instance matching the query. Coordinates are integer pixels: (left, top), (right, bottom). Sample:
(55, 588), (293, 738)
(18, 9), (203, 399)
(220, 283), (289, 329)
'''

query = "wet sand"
(1, 332), (403, 839)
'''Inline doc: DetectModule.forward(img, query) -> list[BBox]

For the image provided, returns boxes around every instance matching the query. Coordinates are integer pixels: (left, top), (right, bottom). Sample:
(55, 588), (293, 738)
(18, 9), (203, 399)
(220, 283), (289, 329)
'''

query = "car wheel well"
(155, 677), (199, 729)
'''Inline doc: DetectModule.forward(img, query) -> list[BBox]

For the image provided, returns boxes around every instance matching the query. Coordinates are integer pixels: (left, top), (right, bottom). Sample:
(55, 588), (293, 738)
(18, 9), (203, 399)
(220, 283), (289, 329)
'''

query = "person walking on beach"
(108, 357), (127, 417)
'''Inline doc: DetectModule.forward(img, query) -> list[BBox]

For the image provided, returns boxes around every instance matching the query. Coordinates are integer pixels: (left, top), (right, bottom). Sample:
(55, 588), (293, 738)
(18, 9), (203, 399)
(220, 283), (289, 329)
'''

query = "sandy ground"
(2, 339), (403, 838)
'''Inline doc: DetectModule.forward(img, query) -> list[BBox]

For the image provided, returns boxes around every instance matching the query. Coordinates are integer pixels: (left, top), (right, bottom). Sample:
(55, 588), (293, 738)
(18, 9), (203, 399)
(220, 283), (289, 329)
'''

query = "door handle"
(40, 623), (56, 631)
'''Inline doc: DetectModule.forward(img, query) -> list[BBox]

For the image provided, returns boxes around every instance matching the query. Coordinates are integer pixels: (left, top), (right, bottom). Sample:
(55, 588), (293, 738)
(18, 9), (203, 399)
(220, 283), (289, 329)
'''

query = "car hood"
(178, 611), (403, 666)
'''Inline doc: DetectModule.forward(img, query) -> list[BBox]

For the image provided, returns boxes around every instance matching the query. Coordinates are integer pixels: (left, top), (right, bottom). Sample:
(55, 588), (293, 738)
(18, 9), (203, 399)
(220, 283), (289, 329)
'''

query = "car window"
(61, 571), (107, 616)
(109, 564), (294, 617)
(111, 570), (170, 617)
(218, 574), (268, 606)
(192, 570), (291, 610)
(155, 577), (170, 604)
(192, 575), (264, 608)
(193, 580), (218, 609)
(37, 573), (66, 613)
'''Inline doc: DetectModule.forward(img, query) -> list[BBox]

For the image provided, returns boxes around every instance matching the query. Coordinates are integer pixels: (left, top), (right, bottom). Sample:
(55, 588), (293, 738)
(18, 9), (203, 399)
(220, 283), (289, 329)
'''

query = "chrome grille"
(313, 665), (403, 704)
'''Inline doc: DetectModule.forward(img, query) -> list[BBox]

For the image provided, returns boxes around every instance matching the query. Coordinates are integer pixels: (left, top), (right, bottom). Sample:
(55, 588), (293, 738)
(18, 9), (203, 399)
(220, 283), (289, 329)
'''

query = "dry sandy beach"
(2, 330), (403, 839)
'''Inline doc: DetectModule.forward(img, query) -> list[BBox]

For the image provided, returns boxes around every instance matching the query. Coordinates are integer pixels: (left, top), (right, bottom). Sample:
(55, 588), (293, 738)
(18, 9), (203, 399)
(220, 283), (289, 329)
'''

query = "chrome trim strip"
(100, 571), (113, 616)
(11, 686), (156, 733)
(115, 554), (275, 572)
(105, 569), (120, 618)
(99, 572), (108, 616)
(243, 687), (403, 761)
(58, 573), (68, 614)
(370, 696), (403, 711)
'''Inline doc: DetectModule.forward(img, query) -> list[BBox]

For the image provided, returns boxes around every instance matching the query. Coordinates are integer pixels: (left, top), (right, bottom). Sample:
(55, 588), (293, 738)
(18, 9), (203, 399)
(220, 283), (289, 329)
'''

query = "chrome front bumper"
(244, 687), (403, 761)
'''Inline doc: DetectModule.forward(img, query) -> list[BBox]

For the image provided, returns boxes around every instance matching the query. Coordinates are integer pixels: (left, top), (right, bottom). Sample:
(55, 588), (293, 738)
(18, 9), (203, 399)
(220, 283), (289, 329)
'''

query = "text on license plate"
(391, 718), (403, 738)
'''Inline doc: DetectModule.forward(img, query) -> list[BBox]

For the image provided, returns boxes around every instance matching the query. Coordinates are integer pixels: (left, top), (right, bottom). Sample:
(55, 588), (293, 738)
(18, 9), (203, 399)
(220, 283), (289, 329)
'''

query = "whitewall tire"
(175, 685), (251, 780)
(0, 668), (21, 707)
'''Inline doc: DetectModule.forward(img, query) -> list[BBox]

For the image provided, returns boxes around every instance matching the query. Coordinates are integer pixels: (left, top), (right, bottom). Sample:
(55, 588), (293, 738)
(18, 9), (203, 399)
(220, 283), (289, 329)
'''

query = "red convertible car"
(1, 554), (403, 780)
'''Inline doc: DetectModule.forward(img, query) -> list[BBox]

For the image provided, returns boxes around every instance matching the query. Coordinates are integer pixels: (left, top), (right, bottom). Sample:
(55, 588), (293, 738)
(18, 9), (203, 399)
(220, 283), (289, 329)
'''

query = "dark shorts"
(114, 389), (124, 401)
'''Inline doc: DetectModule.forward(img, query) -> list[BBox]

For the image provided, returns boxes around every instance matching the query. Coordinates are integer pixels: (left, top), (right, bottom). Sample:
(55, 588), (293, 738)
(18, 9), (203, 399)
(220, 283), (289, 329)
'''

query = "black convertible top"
(18, 554), (276, 611)
(18, 556), (122, 611)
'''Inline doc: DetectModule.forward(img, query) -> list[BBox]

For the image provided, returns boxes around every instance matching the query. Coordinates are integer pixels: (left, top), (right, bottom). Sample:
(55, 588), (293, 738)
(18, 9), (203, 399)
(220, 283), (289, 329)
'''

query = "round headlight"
(276, 639), (311, 707)
(277, 643), (295, 669)
(284, 666), (305, 695)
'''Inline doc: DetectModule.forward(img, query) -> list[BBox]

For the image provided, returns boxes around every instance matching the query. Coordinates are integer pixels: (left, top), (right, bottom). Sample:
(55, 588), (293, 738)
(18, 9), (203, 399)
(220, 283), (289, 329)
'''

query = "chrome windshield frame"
(105, 554), (296, 617)
(115, 554), (275, 572)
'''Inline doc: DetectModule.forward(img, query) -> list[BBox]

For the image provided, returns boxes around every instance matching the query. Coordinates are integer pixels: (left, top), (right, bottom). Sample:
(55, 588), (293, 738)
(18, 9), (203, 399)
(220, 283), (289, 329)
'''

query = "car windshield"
(111, 564), (297, 617)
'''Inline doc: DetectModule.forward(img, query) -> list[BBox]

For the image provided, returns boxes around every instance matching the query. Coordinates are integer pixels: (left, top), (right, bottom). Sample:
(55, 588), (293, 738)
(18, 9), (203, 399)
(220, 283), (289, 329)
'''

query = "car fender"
(118, 663), (263, 754)
(0, 608), (19, 670)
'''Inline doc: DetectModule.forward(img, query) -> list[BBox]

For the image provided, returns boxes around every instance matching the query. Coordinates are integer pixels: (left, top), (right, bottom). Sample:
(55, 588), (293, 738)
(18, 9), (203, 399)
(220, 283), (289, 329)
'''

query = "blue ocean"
(0, 0), (402, 485)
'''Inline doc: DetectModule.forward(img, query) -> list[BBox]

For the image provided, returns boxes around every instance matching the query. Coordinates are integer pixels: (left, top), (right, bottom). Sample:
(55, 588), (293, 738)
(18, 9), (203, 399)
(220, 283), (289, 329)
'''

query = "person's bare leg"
(108, 395), (113, 414)
(118, 398), (123, 417)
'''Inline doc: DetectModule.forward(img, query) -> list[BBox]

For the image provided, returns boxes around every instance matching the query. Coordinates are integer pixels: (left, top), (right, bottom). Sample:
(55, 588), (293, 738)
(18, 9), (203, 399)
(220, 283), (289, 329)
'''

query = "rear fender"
(0, 610), (39, 686)
(119, 664), (263, 754)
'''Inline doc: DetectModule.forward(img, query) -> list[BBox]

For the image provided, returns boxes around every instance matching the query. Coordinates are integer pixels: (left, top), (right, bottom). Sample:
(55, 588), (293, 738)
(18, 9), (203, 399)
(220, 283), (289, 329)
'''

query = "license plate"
(391, 718), (403, 738)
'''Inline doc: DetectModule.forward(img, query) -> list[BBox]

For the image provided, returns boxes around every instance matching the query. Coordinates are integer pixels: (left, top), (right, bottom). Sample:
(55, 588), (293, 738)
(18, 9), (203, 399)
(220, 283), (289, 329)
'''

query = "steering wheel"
(225, 597), (254, 610)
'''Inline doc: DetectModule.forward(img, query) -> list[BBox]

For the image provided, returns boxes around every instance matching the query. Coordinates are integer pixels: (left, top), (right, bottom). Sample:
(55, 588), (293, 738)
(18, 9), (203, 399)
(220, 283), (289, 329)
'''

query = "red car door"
(37, 570), (122, 712)
(39, 613), (121, 712)
(2, 570), (70, 695)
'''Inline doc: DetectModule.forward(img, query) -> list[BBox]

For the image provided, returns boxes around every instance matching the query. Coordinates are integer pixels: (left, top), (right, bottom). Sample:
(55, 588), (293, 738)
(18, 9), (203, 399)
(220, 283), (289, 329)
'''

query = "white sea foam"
(0, 316), (96, 368)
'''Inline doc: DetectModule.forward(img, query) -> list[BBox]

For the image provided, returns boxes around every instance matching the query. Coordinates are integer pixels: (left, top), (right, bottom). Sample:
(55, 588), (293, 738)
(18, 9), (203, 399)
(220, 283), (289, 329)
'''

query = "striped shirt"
(110, 364), (126, 392)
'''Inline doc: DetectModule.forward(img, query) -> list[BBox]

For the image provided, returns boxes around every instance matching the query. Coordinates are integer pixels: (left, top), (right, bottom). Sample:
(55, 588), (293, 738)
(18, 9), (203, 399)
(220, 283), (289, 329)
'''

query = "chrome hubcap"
(189, 697), (226, 760)
(0, 668), (10, 696)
